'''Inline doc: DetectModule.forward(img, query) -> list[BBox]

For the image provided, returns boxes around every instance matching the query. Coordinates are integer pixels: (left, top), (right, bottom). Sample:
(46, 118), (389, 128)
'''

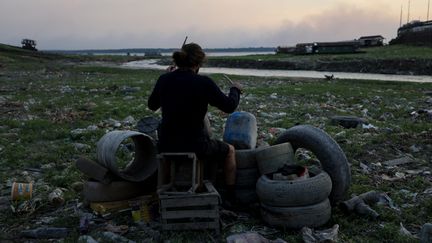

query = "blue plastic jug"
(223, 111), (257, 149)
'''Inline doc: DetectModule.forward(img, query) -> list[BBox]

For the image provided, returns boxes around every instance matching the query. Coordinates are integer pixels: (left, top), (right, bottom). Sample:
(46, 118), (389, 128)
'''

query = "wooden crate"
(159, 181), (220, 234)
(157, 153), (204, 193)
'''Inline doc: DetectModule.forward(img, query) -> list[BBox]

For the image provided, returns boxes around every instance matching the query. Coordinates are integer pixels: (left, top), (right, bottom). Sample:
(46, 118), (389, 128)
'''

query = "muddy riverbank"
(206, 58), (432, 76)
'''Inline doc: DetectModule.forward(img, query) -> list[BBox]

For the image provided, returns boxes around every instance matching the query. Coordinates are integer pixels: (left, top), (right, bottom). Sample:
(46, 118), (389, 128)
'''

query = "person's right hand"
(231, 82), (243, 93)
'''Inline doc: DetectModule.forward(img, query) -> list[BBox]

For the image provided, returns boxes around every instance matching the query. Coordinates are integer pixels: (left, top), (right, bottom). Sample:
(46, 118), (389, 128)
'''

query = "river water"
(122, 59), (432, 83)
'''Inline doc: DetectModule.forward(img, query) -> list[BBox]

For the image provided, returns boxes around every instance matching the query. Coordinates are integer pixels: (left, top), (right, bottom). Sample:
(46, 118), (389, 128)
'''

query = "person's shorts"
(195, 139), (230, 164)
(158, 138), (230, 164)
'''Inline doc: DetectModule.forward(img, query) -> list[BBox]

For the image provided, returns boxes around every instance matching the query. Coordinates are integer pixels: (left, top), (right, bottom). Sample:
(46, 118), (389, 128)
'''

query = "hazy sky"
(0, 0), (430, 50)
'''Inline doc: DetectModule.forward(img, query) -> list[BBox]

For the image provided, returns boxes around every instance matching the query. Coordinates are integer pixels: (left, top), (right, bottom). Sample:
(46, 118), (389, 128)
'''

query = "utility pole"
(428, 0), (430, 21)
(400, 4), (403, 27)
(407, 0), (411, 23)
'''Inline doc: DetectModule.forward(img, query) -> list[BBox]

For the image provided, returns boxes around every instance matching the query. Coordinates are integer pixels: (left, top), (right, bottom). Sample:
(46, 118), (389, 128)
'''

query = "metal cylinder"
(96, 130), (158, 182)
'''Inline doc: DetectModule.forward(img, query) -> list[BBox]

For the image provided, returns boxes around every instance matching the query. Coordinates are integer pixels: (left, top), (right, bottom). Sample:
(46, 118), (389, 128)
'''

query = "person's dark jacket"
(148, 69), (240, 152)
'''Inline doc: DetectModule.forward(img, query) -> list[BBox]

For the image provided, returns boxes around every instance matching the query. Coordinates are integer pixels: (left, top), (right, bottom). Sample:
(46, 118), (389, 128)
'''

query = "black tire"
(261, 199), (331, 229)
(274, 125), (351, 204)
(255, 143), (295, 175)
(256, 169), (332, 206)
(236, 168), (259, 188)
(235, 149), (257, 169)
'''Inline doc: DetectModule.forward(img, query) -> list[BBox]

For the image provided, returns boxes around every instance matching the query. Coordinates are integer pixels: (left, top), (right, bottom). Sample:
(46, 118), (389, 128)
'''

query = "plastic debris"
(330, 116), (366, 128)
(359, 162), (371, 174)
(421, 223), (432, 243)
(340, 191), (398, 219)
(227, 232), (287, 243)
(399, 222), (413, 237)
(302, 224), (339, 243)
(362, 123), (378, 130)
(21, 227), (68, 239)
(79, 215), (90, 234)
(105, 223), (129, 235)
(78, 235), (98, 243)
(48, 188), (64, 206)
(382, 156), (415, 166)
(98, 231), (136, 243)
(136, 116), (160, 139)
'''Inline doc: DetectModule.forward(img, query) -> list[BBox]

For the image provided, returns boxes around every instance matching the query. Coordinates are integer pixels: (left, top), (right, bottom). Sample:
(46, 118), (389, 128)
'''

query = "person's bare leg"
(224, 144), (236, 185)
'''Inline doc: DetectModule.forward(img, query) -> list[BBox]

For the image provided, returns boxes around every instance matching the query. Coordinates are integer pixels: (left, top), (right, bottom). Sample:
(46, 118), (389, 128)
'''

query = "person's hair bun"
(173, 50), (188, 67)
(172, 43), (206, 68)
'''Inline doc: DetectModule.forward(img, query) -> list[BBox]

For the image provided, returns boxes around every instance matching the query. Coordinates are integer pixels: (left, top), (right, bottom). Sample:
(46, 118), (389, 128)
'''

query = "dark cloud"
(253, 3), (400, 46)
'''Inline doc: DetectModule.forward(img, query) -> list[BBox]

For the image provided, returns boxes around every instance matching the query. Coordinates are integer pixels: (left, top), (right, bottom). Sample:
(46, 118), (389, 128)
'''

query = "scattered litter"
(37, 216), (56, 224)
(362, 123), (378, 130)
(381, 173), (405, 182)
(270, 93), (278, 99)
(60, 85), (73, 94)
(73, 143), (91, 152)
(79, 215), (90, 234)
(409, 145), (421, 153)
(399, 222), (413, 237)
(410, 109), (432, 121)
(359, 162), (371, 174)
(250, 226), (279, 236)
(302, 224), (339, 243)
(382, 156), (415, 166)
(98, 231), (136, 243)
(378, 112), (394, 121)
(21, 227), (68, 239)
(341, 191), (398, 219)
(136, 116), (160, 139)
(423, 188), (432, 195)
(78, 235), (98, 243)
(71, 125), (98, 137)
(330, 116), (366, 129)
(227, 232), (287, 243)
(48, 188), (65, 206)
(122, 115), (136, 125)
(105, 223), (129, 235)
(11, 182), (33, 201)
(421, 223), (432, 243)
(12, 198), (41, 214)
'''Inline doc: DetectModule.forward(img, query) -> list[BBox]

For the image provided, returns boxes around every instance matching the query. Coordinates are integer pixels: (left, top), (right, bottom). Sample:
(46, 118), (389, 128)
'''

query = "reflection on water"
(122, 59), (432, 83)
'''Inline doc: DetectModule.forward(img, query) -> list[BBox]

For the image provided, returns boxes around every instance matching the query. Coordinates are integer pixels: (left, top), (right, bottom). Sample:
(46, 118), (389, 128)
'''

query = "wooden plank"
(159, 190), (218, 199)
(205, 182), (218, 194)
(162, 221), (220, 231)
(162, 209), (219, 219)
(160, 196), (219, 208)
(159, 190), (219, 200)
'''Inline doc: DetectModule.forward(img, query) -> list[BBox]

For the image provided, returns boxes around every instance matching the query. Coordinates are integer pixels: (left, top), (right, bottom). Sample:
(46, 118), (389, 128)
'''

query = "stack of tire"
(232, 149), (259, 204)
(222, 111), (260, 204)
(256, 167), (332, 229)
(255, 125), (351, 229)
(231, 143), (296, 205)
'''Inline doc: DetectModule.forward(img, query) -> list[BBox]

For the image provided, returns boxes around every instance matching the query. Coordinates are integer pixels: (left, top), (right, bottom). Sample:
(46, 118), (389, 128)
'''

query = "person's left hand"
(167, 65), (177, 72)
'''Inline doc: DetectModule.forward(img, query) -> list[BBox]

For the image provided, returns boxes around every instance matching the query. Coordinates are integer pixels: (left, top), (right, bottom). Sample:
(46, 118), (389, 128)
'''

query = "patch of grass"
(209, 45), (432, 62)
